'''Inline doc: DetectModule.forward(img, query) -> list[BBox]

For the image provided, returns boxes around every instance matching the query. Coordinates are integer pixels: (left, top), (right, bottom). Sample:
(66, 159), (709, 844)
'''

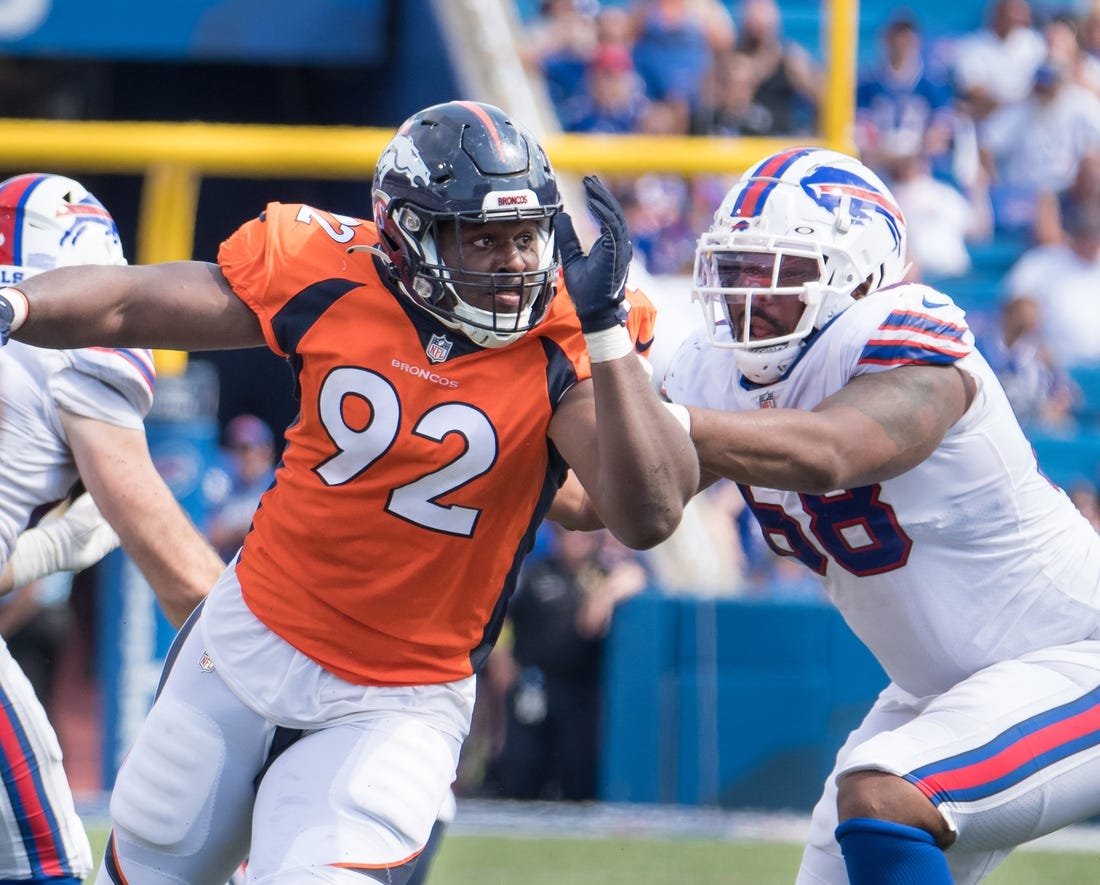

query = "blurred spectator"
(560, 43), (651, 133)
(1035, 150), (1100, 244)
(594, 2), (635, 53)
(1083, 3), (1100, 62)
(519, 0), (601, 118)
(627, 0), (736, 130)
(0, 570), (73, 718)
(735, 0), (820, 135)
(485, 524), (647, 801)
(951, 0), (1047, 123)
(1044, 11), (1100, 98)
(982, 306), (1079, 430)
(205, 413), (277, 561)
(979, 59), (1100, 232)
(688, 50), (773, 136)
(619, 174), (697, 274)
(1002, 194), (1100, 370)
(885, 151), (991, 279)
(855, 12), (956, 177)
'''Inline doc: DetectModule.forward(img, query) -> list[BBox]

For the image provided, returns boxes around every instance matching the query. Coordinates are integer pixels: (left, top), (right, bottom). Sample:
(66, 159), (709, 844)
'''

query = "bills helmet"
(0, 173), (126, 285)
(371, 101), (562, 348)
(693, 147), (908, 384)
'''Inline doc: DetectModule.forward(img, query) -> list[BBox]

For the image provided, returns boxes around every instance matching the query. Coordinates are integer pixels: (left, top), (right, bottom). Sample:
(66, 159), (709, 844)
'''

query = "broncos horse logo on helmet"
(371, 100), (562, 349)
(692, 147), (909, 384)
(374, 134), (432, 190)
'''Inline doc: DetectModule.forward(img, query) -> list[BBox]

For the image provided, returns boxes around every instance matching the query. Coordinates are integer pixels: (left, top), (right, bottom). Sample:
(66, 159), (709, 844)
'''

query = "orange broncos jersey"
(219, 202), (607, 686)
(623, 285), (656, 359)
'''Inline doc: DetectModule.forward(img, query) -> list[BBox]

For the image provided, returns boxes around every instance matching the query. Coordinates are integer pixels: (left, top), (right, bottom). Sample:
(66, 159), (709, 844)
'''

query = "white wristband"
(0, 287), (28, 333)
(662, 401), (691, 435)
(584, 325), (634, 363)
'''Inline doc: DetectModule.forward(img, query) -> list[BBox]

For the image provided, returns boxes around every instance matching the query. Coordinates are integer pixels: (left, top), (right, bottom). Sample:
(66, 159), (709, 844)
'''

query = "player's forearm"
(587, 355), (698, 548)
(686, 404), (906, 494)
(113, 498), (225, 628)
(685, 404), (851, 493)
(14, 261), (261, 351)
(11, 265), (144, 348)
(90, 459), (224, 627)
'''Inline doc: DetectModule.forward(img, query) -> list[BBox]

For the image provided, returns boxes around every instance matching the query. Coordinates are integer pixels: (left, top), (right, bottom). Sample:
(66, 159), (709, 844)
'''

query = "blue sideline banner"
(0, 0), (386, 64)
(96, 361), (219, 787)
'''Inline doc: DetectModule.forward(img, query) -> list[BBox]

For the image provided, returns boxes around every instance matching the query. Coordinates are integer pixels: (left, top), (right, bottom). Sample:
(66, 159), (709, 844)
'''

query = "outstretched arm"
(548, 177), (697, 548)
(3, 261), (263, 351)
(61, 410), (226, 628)
(685, 364), (975, 493)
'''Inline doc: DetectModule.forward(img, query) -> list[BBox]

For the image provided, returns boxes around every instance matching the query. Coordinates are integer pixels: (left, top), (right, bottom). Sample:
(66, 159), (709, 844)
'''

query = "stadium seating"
(1069, 364), (1100, 430)
(1029, 429), (1100, 491)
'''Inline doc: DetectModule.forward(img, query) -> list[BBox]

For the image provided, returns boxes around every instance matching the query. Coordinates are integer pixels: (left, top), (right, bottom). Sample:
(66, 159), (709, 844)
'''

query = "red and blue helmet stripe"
(730, 147), (816, 218)
(727, 149), (905, 255)
(0, 173), (117, 268)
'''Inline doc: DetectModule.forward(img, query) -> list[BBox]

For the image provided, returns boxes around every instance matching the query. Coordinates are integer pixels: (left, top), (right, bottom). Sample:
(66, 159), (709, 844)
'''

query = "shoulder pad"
(66, 347), (156, 417)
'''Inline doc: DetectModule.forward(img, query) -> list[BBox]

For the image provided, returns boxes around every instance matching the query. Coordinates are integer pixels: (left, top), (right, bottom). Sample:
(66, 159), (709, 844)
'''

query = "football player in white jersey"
(660, 147), (1100, 884)
(0, 173), (224, 884)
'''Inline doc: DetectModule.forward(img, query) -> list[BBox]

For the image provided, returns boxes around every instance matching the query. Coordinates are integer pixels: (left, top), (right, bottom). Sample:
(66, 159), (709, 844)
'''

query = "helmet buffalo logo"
(57, 202), (113, 221)
(802, 168), (904, 250)
(376, 134), (432, 189)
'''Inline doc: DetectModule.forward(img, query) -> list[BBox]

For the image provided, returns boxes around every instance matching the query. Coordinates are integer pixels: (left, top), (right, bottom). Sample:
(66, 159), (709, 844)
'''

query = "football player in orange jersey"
(0, 100), (697, 884)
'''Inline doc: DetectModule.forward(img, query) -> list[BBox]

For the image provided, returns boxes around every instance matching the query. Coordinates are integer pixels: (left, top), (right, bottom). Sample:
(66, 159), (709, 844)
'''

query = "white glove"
(9, 493), (120, 589)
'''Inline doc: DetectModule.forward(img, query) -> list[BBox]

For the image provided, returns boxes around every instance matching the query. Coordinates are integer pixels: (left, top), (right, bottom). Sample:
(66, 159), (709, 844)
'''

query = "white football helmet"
(693, 147), (908, 384)
(0, 173), (127, 285)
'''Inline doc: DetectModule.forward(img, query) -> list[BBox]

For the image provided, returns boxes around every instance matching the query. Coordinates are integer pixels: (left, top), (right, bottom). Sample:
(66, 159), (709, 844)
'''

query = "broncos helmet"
(693, 147), (908, 384)
(371, 100), (562, 348)
(0, 173), (126, 285)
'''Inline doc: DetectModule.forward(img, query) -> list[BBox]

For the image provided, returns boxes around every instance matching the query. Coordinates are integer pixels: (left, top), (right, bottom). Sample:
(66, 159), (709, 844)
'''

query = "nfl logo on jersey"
(426, 333), (453, 364)
(757, 392), (777, 408)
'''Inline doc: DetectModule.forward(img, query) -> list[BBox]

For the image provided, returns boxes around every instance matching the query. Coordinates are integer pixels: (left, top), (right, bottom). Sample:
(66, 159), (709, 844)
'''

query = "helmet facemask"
(693, 233), (852, 383)
(411, 208), (559, 348)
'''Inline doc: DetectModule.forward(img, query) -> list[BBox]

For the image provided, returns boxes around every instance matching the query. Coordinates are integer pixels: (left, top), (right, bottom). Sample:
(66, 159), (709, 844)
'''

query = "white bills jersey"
(664, 282), (1100, 699)
(0, 340), (155, 563)
(0, 339), (153, 880)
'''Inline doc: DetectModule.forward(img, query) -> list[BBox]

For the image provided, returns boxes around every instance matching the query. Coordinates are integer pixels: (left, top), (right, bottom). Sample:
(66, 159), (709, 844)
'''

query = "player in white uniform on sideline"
(661, 148), (1100, 884)
(0, 173), (224, 884)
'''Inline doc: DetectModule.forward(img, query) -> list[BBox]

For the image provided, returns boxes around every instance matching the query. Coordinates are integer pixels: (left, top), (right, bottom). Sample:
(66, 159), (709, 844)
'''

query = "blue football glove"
(553, 175), (633, 333)
(0, 291), (13, 345)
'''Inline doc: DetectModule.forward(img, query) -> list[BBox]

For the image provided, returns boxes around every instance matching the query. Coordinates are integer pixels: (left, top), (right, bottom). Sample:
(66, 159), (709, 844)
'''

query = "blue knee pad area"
(835, 817), (953, 884)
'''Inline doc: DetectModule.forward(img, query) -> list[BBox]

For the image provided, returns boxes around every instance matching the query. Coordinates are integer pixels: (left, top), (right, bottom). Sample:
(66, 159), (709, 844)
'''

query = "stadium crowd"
(518, 0), (1100, 503)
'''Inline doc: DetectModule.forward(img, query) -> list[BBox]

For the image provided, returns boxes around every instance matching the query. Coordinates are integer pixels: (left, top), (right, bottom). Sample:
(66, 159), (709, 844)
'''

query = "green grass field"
(83, 827), (1100, 884)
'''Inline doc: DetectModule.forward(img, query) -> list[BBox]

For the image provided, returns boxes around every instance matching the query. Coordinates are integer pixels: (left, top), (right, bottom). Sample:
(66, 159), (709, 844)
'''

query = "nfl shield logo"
(198, 651), (215, 672)
(757, 392), (777, 409)
(426, 333), (453, 364)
